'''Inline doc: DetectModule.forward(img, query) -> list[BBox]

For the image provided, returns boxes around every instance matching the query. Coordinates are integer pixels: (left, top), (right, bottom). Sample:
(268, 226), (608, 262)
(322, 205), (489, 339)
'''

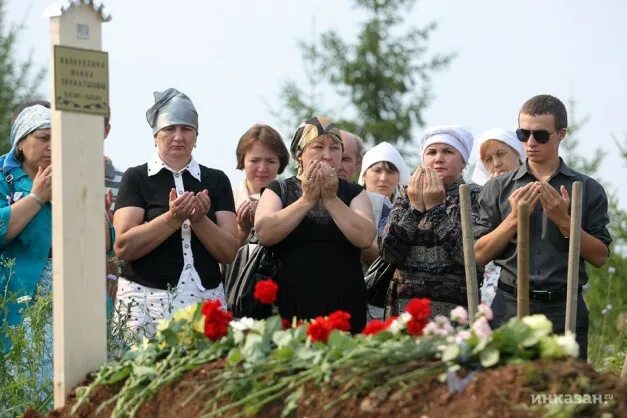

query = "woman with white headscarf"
(381, 126), (484, 318)
(359, 142), (410, 264)
(471, 128), (525, 305)
(114, 88), (239, 336)
(358, 142), (409, 321)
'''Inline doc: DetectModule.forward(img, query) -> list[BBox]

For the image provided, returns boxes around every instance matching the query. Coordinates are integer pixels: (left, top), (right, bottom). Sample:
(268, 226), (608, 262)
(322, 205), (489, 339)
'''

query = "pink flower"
(450, 306), (469, 324)
(455, 330), (471, 344)
(472, 316), (492, 339)
(477, 304), (494, 321)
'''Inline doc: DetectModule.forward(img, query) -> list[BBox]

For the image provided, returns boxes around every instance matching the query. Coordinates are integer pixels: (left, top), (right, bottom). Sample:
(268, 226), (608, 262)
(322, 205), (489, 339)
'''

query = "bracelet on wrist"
(164, 214), (180, 230)
(29, 193), (46, 206)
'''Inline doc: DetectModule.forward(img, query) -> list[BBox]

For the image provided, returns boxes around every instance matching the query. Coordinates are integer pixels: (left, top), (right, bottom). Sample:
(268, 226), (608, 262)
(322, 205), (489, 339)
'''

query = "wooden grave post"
(459, 184), (479, 319)
(49, 0), (111, 407)
(517, 202), (530, 318)
(565, 181), (583, 333)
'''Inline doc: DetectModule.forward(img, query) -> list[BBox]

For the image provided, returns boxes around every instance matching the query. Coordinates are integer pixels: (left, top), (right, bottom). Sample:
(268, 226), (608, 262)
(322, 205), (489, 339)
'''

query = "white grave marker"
(48, 0), (111, 407)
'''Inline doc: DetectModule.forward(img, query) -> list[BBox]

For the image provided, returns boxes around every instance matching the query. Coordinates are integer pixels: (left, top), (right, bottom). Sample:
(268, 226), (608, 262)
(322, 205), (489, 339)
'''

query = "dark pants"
(490, 288), (589, 360)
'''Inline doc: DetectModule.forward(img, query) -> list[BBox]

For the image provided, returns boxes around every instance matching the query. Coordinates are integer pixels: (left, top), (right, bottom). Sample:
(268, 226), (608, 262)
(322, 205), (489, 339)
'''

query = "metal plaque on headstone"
(53, 45), (109, 115)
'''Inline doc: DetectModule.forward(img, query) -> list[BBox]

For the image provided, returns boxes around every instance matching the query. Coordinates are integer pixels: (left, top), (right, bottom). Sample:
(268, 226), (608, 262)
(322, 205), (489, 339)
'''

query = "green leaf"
(227, 347), (242, 365)
(327, 330), (354, 351)
(242, 333), (266, 363)
(264, 316), (282, 336)
(104, 366), (131, 384)
(479, 348), (500, 368)
(160, 328), (178, 347)
(273, 346), (294, 361)
(272, 330), (293, 348)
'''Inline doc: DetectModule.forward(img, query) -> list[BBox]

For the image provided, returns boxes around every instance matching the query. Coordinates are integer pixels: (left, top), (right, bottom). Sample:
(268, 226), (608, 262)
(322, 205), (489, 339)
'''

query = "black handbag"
(227, 180), (287, 319)
(364, 256), (395, 308)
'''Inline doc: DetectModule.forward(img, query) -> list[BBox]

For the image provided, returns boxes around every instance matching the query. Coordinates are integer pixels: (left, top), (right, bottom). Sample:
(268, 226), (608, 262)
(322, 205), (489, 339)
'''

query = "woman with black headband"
(113, 88), (239, 336)
(255, 117), (375, 333)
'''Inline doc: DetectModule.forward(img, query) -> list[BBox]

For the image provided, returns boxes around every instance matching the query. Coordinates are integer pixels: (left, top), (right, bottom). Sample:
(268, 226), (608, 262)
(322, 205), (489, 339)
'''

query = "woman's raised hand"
(168, 188), (195, 222)
(422, 168), (446, 210)
(318, 162), (339, 202)
(407, 167), (425, 212)
(235, 199), (256, 233)
(190, 189), (211, 224)
(31, 165), (52, 203)
(301, 160), (321, 204)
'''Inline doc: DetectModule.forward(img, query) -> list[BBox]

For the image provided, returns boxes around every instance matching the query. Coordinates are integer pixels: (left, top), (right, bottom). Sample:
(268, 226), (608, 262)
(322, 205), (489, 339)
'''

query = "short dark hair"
(10, 100), (51, 125)
(519, 94), (568, 130)
(236, 124), (289, 174)
(367, 160), (399, 173)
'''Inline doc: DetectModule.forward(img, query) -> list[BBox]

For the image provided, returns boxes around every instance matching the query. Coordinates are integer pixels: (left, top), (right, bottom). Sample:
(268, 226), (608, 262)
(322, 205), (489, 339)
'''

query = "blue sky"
(6, 0), (627, 209)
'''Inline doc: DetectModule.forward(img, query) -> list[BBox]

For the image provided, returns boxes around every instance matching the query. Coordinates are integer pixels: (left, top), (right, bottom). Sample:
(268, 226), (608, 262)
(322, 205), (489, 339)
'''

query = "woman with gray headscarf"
(381, 126), (484, 319)
(255, 117), (375, 332)
(114, 88), (239, 336)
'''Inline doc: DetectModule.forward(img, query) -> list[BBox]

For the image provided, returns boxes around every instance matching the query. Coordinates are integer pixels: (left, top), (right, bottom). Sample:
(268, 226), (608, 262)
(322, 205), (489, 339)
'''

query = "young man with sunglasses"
(473, 94), (612, 360)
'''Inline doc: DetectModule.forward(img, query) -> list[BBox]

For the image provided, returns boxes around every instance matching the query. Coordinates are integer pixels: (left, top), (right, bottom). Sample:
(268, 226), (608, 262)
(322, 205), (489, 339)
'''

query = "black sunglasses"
(515, 128), (555, 144)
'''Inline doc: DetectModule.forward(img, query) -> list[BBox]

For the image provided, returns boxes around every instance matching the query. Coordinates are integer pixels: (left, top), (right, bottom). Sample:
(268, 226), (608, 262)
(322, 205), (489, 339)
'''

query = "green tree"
(561, 100), (626, 373)
(276, 0), (454, 146)
(0, 0), (46, 153)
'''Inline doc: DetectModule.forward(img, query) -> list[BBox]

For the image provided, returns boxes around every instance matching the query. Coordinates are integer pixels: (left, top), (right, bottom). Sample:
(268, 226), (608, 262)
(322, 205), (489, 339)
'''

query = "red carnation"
(405, 298), (431, 321)
(327, 310), (351, 332)
(281, 318), (292, 330)
(254, 278), (279, 305)
(362, 320), (386, 336)
(406, 317), (427, 336)
(383, 316), (398, 329)
(201, 299), (233, 341)
(306, 316), (332, 343)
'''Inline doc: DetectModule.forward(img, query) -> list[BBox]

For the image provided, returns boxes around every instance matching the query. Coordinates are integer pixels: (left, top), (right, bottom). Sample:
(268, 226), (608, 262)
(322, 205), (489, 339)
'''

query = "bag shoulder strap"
(2, 171), (15, 204)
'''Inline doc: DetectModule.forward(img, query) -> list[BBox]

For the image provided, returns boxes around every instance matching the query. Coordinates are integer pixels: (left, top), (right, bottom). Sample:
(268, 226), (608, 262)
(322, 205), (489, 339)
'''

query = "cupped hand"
(190, 189), (211, 223)
(507, 181), (541, 220)
(422, 168), (445, 210)
(236, 199), (255, 232)
(301, 160), (321, 204)
(31, 165), (52, 202)
(318, 162), (339, 202)
(407, 167), (425, 212)
(169, 188), (195, 222)
(538, 182), (570, 226)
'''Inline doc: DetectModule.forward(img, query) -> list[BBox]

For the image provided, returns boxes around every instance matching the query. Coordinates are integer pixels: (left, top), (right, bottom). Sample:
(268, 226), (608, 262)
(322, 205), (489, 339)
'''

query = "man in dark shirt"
(474, 94), (612, 359)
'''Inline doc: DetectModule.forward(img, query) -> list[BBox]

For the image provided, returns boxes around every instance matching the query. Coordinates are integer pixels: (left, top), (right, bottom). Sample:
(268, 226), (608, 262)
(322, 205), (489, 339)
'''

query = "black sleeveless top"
(265, 176), (366, 332)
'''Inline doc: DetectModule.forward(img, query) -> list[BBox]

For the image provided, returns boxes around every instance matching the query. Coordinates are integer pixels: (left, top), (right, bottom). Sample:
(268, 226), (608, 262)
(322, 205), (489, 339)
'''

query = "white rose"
(522, 314), (553, 337)
(556, 331), (579, 358)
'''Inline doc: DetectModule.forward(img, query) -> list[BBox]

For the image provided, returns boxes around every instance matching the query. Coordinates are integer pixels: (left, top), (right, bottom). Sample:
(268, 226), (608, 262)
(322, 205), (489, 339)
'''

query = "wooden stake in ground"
(517, 202), (530, 318)
(565, 181), (583, 333)
(459, 184), (479, 319)
(49, 1), (111, 407)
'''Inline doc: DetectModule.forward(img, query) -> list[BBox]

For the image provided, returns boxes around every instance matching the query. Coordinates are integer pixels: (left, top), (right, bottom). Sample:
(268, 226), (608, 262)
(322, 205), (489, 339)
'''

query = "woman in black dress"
(254, 117), (375, 332)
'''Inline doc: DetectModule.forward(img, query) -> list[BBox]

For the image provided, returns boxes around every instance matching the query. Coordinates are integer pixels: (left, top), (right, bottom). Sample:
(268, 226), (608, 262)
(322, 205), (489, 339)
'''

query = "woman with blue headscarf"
(0, 104), (54, 327)
(114, 88), (239, 337)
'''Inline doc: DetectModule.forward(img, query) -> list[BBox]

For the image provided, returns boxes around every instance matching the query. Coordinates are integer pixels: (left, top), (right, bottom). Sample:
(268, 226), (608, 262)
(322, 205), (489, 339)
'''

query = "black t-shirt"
(115, 163), (235, 290)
